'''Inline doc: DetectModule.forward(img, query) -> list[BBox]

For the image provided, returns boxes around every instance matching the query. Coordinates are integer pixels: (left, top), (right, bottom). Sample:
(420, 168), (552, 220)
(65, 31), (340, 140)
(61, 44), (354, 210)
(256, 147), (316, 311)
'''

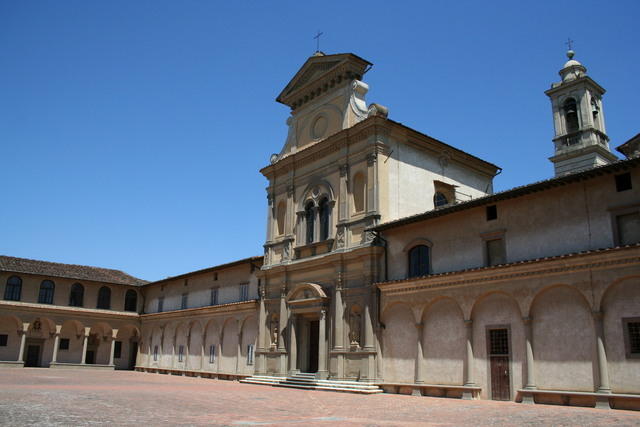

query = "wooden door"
(25, 344), (40, 367)
(488, 328), (510, 401)
(308, 320), (319, 373)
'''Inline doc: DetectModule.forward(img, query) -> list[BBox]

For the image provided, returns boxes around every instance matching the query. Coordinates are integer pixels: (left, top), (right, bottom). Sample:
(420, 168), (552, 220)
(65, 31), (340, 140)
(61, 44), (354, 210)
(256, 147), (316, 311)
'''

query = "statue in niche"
(270, 317), (279, 348)
(349, 308), (361, 348)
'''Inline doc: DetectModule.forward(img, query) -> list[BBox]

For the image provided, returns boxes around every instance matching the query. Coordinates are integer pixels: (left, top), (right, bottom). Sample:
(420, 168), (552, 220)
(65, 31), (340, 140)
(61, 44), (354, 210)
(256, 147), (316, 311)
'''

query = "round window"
(312, 115), (328, 139)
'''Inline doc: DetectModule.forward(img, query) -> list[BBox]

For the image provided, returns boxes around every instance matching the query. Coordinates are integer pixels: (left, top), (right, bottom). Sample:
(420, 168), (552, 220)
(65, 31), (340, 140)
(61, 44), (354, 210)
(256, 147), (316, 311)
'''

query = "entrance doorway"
(488, 328), (511, 400)
(129, 341), (138, 370)
(307, 320), (319, 373)
(24, 344), (41, 367)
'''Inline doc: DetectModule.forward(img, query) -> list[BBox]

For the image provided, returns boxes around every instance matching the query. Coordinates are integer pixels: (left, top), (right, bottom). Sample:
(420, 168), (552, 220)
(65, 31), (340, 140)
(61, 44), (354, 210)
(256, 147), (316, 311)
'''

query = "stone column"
(236, 330), (242, 374)
(278, 287), (288, 375)
(200, 335), (206, 372)
(414, 323), (425, 385)
(463, 320), (475, 399)
(334, 284), (345, 379)
(17, 322), (29, 363)
(593, 311), (611, 394)
(523, 317), (536, 390)
(171, 335), (176, 369)
(289, 315), (297, 374)
(185, 333), (191, 371)
(318, 309), (328, 379)
(109, 329), (118, 366)
(81, 327), (90, 364)
(51, 324), (62, 364)
(257, 290), (267, 374)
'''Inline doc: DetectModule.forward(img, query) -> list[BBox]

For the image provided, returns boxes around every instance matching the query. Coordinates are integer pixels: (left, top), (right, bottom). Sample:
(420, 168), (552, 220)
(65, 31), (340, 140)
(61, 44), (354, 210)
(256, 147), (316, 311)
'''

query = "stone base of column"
(597, 387), (612, 394)
(462, 384), (476, 400)
(595, 395), (611, 410)
(521, 393), (535, 404)
(316, 370), (328, 380)
(0, 361), (24, 368)
(411, 387), (422, 397)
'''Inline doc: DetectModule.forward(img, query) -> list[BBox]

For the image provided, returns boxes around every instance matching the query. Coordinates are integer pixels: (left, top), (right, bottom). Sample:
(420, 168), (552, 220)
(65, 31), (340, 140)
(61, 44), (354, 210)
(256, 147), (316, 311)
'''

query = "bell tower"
(545, 48), (618, 176)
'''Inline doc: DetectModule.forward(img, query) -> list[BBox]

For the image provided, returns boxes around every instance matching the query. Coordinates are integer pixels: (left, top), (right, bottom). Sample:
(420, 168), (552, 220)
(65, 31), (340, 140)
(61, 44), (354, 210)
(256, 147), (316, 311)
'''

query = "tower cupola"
(545, 48), (618, 176)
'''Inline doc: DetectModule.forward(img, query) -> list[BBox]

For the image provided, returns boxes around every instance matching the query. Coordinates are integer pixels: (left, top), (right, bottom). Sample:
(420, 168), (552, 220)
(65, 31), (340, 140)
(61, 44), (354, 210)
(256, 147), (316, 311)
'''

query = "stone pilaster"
(593, 311), (611, 394)
(414, 323), (425, 384)
(109, 329), (118, 366)
(523, 317), (536, 391)
(317, 309), (328, 379)
(81, 327), (90, 365)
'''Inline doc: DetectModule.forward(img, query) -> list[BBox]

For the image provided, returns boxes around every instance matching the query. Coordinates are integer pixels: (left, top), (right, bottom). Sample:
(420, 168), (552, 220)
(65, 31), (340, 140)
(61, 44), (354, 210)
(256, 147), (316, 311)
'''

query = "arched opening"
(69, 283), (84, 307)
(276, 201), (286, 236)
(305, 201), (315, 244)
(124, 289), (137, 312)
(433, 191), (448, 208)
(564, 98), (579, 133)
(97, 286), (111, 310)
(352, 172), (366, 213)
(4, 275), (22, 301)
(38, 280), (55, 304)
(408, 245), (430, 277)
(318, 197), (330, 241)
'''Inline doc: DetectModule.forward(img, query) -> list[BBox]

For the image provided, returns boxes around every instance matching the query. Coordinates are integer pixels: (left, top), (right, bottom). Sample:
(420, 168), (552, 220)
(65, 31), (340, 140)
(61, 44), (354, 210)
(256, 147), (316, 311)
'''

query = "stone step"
(241, 379), (383, 394)
(240, 375), (383, 395)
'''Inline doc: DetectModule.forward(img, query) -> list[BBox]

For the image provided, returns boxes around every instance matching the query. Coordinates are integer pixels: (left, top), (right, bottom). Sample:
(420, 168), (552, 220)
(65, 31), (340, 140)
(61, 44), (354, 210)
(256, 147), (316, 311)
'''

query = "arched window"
(276, 201), (286, 236)
(38, 280), (55, 304)
(319, 197), (330, 241)
(352, 173), (366, 213)
(408, 245), (430, 278)
(69, 283), (84, 307)
(4, 275), (22, 301)
(434, 191), (448, 208)
(305, 201), (315, 244)
(124, 290), (138, 312)
(563, 98), (579, 133)
(97, 286), (111, 309)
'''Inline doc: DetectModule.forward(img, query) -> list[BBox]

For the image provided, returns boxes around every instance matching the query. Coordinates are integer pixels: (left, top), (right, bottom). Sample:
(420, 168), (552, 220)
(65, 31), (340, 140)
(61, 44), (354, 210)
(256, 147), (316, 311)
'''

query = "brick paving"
(0, 369), (638, 426)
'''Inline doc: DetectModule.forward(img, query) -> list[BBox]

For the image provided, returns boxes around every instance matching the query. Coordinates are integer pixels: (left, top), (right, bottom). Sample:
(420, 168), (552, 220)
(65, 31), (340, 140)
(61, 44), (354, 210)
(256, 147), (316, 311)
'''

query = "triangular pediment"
(276, 53), (371, 107)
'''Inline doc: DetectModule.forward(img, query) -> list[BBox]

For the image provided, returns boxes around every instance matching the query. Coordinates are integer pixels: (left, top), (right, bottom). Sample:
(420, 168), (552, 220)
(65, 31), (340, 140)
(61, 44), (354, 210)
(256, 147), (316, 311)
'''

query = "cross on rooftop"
(565, 38), (574, 51)
(314, 30), (323, 52)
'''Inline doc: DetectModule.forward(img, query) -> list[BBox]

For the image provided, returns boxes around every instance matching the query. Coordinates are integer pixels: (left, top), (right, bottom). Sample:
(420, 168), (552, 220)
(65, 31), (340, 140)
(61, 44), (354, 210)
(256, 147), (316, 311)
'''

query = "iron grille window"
(124, 290), (137, 312)
(627, 321), (640, 355)
(178, 345), (184, 362)
(59, 338), (70, 350)
(0, 334), (7, 346)
(114, 341), (122, 359)
(181, 293), (188, 310)
(153, 345), (158, 361)
(246, 344), (255, 365)
(210, 288), (219, 306)
(486, 205), (498, 221)
(489, 329), (509, 355)
(69, 283), (84, 307)
(240, 284), (249, 301)
(615, 173), (632, 192)
(4, 275), (22, 301)
(157, 297), (164, 313)
(209, 344), (216, 363)
(408, 245), (430, 278)
(97, 286), (111, 309)
(38, 280), (55, 304)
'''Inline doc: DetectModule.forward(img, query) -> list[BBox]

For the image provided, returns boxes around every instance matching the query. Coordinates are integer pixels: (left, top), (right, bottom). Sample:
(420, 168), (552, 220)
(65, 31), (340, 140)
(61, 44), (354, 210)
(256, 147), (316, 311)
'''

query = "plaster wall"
(422, 298), (465, 385)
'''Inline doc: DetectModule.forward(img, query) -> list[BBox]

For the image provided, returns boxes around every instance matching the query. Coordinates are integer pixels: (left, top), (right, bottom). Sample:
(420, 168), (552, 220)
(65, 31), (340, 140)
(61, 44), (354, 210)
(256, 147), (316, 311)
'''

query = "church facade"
(1, 50), (639, 410)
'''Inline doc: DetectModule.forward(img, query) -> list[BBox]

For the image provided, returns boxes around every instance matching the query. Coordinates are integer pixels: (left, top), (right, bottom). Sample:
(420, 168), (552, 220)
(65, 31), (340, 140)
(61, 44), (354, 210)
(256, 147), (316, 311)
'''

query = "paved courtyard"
(1, 369), (639, 426)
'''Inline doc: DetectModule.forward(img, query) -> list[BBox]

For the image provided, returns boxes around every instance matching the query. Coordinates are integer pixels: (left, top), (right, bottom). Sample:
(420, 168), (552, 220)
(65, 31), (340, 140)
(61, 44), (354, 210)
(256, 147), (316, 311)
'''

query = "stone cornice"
(0, 300), (139, 320)
(378, 245), (640, 296)
(140, 300), (258, 321)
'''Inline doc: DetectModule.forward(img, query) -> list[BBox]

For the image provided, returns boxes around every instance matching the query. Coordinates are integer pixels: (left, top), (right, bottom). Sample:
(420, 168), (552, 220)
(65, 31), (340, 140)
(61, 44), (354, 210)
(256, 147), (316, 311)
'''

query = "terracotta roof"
(376, 243), (640, 287)
(371, 156), (638, 232)
(0, 256), (148, 286)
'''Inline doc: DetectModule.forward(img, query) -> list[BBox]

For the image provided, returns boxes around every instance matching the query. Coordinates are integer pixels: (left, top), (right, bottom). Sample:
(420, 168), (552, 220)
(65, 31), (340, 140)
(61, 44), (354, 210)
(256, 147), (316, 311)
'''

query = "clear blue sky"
(1, 1), (638, 281)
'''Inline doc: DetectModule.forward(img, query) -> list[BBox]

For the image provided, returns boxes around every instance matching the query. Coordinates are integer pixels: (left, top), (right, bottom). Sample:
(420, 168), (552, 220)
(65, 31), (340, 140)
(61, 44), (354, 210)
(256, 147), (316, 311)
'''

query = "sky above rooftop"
(1, 1), (638, 281)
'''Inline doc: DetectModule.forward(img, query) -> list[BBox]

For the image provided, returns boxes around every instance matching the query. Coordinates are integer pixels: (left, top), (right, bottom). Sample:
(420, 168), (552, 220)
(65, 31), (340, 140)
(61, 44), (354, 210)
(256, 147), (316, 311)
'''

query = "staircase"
(240, 372), (383, 394)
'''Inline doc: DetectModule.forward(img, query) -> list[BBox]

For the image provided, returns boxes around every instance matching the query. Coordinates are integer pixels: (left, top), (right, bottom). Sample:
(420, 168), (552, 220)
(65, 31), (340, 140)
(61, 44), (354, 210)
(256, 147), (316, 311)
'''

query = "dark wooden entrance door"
(85, 350), (95, 364)
(308, 320), (319, 373)
(488, 328), (510, 401)
(24, 344), (40, 367)
(129, 342), (138, 370)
